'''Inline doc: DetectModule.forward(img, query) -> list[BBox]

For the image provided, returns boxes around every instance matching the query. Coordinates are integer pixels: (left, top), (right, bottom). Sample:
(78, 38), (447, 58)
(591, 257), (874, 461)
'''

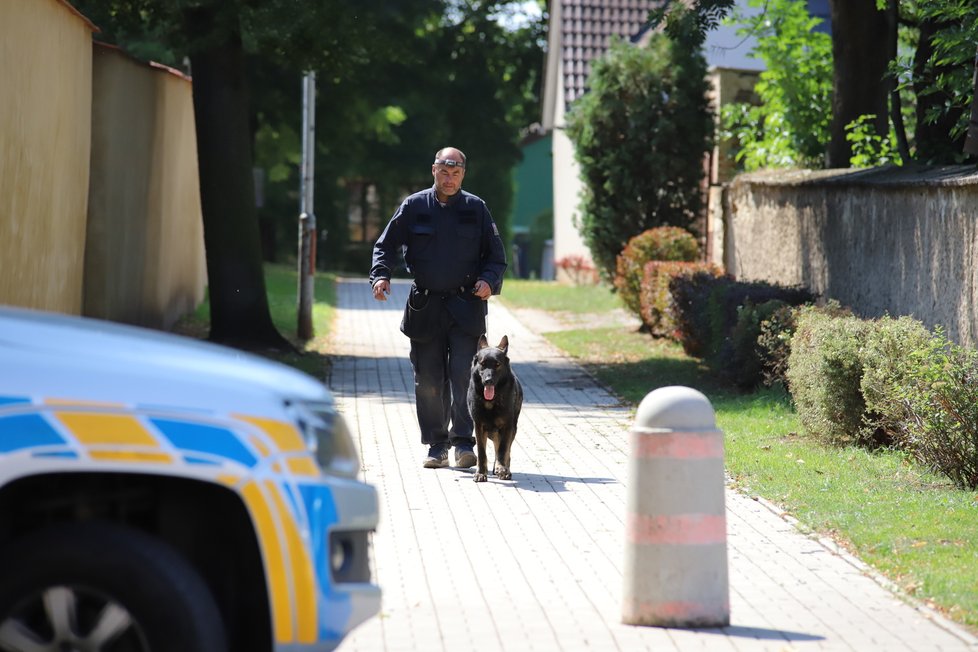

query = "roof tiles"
(560, 0), (662, 103)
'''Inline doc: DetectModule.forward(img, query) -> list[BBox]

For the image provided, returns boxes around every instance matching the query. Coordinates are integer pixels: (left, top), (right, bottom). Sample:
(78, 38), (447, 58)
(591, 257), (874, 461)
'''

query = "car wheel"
(0, 521), (227, 652)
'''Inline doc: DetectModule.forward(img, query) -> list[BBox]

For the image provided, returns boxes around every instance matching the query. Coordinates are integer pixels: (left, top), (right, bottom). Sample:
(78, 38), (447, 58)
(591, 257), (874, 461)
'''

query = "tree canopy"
(720, 0), (833, 170)
(676, 0), (978, 169)
(72, 0), (545, 347)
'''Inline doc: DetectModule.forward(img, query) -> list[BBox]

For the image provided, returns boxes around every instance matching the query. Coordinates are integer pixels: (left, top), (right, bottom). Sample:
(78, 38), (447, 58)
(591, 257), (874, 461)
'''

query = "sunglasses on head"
(434, 158), (465, 168)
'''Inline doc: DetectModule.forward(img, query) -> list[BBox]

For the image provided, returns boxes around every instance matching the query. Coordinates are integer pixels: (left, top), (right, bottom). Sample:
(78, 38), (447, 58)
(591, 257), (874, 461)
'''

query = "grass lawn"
(180, 270), (978, 632)
(172, 263), (337, 378)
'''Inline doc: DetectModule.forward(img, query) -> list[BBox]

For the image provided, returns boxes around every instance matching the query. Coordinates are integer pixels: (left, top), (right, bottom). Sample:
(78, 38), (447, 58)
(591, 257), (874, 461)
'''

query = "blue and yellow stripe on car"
(233, 477), (323, 646)
(0, 412), (67, 452)
(236, 415), (321, 478)
(0, 394), (343, 647)
(267, 479), (320, 643)
(296, 483), (358, 641)
(55, 412), (175, 465)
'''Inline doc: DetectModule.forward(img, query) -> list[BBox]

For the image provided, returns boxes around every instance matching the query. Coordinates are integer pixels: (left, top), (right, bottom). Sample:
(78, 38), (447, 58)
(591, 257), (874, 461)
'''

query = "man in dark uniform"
(370, 147), (507, 469)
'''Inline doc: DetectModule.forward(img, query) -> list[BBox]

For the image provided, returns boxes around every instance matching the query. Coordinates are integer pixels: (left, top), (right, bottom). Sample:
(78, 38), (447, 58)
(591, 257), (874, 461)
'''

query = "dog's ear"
(498, 335), (508, 353)
(478, 334), (489, 349)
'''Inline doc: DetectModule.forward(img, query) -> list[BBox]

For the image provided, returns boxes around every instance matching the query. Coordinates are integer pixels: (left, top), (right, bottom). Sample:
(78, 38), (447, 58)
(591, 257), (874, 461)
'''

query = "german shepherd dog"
(468, 335), (524, 482)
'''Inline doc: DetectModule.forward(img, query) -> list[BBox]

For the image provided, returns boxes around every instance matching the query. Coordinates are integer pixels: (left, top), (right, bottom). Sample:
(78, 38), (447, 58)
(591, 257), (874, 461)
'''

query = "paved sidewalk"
(329, 278), (978, 652)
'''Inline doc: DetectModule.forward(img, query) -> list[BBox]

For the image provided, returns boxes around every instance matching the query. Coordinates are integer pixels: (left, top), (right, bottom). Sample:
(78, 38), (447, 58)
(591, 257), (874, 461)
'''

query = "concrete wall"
(0, 0), (95, 313)
(719, 166), (978, 347)
(0, 2), (205, 329)
(85, 45), (206, 329)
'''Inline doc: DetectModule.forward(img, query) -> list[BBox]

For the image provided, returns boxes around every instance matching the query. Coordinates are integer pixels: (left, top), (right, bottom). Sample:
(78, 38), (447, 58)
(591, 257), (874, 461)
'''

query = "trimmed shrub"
(615, 227), (700, 319)
(638, 260), (722, 337)
(711, 282), (815, 388)
(719, 285), (814, 361)
(860, 315), (935, 447)
(878, 330), (978, 489)
(785, 308), (874, 447)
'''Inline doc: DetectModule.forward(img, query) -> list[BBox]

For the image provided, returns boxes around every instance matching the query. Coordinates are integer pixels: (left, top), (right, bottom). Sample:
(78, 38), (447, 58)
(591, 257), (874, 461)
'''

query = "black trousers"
(408, 307), (479, 449)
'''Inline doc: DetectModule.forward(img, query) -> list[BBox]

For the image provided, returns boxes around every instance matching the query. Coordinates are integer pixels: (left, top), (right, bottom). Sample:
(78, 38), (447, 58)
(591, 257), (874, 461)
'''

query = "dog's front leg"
(474, 427), (489, 482)
(494, 431), (513, 481)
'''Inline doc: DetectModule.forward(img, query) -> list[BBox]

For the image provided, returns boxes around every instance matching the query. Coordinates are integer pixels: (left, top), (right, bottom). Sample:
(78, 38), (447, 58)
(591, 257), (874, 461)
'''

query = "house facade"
(540, 0), (817, 280)
(510, 127), (554, 278)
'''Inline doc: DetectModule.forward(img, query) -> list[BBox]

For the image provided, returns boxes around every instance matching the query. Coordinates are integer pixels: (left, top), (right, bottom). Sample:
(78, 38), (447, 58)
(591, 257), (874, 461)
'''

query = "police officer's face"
(432, 161), (465, 200)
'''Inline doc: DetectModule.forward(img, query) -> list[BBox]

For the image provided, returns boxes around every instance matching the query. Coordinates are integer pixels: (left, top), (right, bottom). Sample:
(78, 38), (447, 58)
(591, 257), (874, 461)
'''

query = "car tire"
(0, 521), (228, 652)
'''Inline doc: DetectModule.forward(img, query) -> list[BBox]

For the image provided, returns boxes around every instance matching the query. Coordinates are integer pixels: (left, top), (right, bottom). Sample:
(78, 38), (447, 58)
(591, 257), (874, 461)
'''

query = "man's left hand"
(473, 280), (491, 300)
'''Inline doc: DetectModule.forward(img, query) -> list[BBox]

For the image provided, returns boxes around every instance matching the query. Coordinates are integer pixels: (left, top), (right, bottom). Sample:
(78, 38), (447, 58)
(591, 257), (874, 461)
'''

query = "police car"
(0, 306), (379, 651)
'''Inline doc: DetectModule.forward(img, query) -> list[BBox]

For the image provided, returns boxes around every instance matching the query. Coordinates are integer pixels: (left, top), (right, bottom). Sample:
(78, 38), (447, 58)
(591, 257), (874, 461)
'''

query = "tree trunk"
(827, 0), (892, 168)
(964, 45), (978, 158)
(914, 17), (967, 163)
(185, 7), (292, 350)
(884, 1), (910, 164)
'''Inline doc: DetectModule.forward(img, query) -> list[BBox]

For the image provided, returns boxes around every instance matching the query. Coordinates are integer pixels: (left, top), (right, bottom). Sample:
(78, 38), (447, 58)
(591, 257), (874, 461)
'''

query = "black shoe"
(423, 445), (449, 469)
(454, 445), (476, 468)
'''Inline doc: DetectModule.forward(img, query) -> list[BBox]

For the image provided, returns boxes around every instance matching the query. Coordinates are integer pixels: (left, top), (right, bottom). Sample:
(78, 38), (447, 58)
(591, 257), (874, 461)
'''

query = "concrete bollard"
(622, 386), (729, 628)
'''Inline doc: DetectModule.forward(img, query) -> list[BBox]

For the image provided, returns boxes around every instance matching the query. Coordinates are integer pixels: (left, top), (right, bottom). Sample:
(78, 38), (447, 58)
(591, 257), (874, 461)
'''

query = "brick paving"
(329, 278), (978, 652)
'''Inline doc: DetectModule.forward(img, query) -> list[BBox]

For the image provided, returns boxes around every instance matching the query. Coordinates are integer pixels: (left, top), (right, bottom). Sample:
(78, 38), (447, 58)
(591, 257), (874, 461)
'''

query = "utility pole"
(297, 71), (316, 340)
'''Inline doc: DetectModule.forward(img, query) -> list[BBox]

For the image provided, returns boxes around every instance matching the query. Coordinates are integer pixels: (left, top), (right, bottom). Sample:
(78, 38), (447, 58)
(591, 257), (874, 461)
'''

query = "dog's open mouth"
(484, 385), (495, 401)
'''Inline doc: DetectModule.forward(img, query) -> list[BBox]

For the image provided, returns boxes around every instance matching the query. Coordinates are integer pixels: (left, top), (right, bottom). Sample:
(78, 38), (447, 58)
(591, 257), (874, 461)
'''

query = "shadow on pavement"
(449, 469), (618, 492)
(694, 626), (824, 643)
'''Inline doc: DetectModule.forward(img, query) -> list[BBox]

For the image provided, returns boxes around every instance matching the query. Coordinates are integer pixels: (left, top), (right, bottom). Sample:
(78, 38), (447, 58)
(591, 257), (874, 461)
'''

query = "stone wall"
(716, 166), (978, 346)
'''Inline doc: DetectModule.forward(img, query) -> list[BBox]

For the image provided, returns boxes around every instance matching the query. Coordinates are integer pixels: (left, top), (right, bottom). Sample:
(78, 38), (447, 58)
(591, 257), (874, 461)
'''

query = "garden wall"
(84, 45), (206, 329)
(0, 1), (206, 329)
(716, 165), (978, 347)
(0, 0), (95, 313)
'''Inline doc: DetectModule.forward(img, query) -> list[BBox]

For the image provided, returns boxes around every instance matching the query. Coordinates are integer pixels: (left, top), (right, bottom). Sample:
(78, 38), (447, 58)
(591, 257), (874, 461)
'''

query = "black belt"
(414, 284), (473, 298)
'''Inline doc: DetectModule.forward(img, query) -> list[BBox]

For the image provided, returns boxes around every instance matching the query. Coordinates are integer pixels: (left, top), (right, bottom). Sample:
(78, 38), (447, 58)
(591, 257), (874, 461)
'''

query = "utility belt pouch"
(445, 295), (487, 338)
(400, 285), (441, 342)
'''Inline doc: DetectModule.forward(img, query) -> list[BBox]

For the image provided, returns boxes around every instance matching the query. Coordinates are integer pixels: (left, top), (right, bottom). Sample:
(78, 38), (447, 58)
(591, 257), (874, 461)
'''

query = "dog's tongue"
(483, 385), (495, 401)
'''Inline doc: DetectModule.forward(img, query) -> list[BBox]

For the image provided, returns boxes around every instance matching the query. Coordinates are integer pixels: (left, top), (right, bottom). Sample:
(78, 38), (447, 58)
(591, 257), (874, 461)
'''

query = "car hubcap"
(0, 586), (148, 652)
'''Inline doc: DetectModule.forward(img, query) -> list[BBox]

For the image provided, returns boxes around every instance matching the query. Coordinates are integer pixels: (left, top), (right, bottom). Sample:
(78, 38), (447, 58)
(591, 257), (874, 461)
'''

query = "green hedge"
(785, 307), (874, 447)
(785, 311), (978, 489)
(862, 322), (978, 489)
(859, 316), (935, 446)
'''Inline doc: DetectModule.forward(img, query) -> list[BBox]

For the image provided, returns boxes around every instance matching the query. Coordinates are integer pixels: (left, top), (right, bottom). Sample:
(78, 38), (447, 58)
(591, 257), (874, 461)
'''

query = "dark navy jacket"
(370, 186), (507, 294)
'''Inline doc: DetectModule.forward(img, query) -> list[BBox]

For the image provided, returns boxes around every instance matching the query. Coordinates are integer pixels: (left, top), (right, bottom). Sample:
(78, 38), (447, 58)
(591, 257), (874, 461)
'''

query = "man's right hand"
(372, 279), (391, 301)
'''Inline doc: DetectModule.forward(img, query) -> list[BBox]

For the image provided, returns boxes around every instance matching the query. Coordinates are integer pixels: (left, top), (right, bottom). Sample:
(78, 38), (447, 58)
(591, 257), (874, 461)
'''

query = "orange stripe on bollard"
(626, 599), (732, 626)
(633, 431), (723, 459)
(626, 513), (726, 545)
